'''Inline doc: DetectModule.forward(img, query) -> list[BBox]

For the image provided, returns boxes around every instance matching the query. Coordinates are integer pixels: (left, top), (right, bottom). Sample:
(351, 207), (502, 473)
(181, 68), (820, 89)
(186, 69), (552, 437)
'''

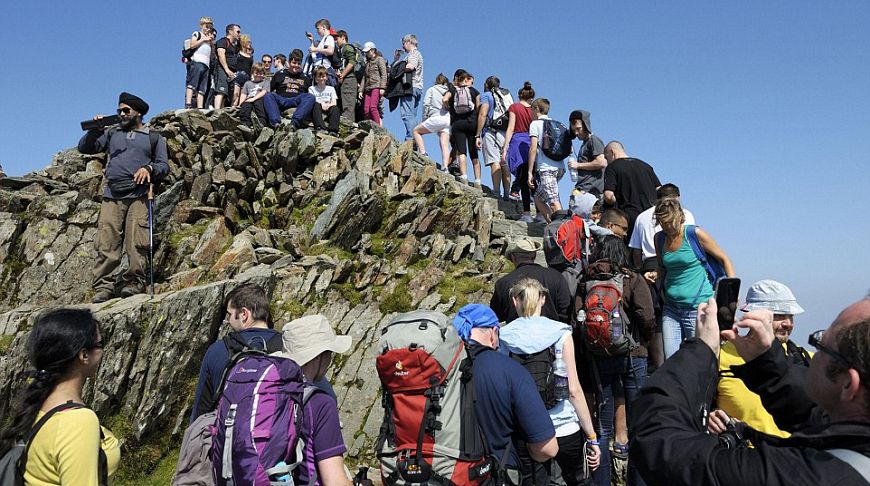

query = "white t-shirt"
(529, 116), (567, 171)
(313, 35), (336, 68)
(309, 84), (337, 104)
(190, 31), (212, 65)
(629, 206), (697, 260)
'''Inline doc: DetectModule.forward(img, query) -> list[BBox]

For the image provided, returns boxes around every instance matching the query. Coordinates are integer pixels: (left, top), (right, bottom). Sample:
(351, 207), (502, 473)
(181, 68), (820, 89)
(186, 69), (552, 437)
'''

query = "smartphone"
(715, 277), (741, 331)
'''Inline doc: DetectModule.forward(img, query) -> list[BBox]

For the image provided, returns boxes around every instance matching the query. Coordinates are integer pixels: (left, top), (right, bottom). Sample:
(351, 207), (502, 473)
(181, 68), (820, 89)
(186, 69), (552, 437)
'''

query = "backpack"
(543, 210), (590, 298)
(173, 332), (284, 486)
(540, 119), (573, 161)
(326, 35), (343, 70)
(509, 347), (557, 409)
(346, 43), (367, 81)
(211, 352), (314, 486)
(182, 32), (199, 62)
(453, 86), (475, 115)
(375, 311), (495, 486)
(0, 402), (108, 486)
(579, 273), (634, 356)
(488, 88), (513, 132)
(654, 225), (726, 286)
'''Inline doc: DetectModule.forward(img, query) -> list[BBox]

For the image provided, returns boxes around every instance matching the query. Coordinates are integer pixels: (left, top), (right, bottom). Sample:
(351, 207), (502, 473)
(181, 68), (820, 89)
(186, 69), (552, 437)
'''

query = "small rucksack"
(509, 347), (557, 409)
(488, 88), (513, 132)
(540, 119), (573, 160)
(211, 352), (314, 486)
(580, 274), (634, 356)
(543, 210), (590, 300)
(453, 86), (475, 115)
(182, 32), (199, 62)
(346, 43), (367, 81)
(326, 36), (343, 70)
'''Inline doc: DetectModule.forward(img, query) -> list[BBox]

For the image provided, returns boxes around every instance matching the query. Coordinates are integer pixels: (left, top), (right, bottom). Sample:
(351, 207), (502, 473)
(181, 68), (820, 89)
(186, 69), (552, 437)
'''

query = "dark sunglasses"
(117, 107), (132, 115)
(808, 330), (856, 372)
(91, 340), (105, 349)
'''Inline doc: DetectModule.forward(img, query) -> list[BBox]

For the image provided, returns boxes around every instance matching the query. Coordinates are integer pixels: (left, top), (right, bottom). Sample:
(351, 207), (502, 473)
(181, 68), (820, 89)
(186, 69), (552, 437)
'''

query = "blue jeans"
(662, 303), (698, 359)
(592, 355), (648, 486)
(400, 87), (423, 140)
(185, 61), (209, 95)
(263, 92), (316, 127)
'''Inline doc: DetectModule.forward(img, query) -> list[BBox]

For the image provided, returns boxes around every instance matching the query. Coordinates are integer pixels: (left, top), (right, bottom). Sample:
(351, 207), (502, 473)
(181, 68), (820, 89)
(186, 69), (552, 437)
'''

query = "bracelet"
(586, 432), (597, 441)
(586, 439), (600, 446)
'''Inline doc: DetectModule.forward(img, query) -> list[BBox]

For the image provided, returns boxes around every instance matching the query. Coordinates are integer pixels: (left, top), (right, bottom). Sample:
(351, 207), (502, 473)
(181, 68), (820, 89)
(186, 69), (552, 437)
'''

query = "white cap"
(362, 41), (376, 53)
(740, 280), (805, 315)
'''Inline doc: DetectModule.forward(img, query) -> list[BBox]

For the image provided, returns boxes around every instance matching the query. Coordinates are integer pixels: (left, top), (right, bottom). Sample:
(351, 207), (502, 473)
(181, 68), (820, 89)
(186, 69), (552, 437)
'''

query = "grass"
(167, 219), (212, 249)
(0, 335), (15, 354)
(333, 282), (363, 306)
(436, 271), (488, 312)
(307, 242), (354, 260)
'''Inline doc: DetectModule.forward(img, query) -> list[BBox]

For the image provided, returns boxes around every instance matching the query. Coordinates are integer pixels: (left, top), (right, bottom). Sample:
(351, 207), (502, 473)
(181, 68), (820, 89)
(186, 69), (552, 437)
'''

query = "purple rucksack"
(211, 353), (310, 486)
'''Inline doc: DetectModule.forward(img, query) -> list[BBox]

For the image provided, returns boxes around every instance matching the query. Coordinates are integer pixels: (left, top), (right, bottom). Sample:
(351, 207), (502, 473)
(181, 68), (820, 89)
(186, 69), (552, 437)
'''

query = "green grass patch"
(333, 282), (363, 306)
(379, 287), (412, 315)
(0, 335), (15, 354)
(114, 446), (179, 486)
(307, 242), (354, 260)
(436, 272), (488, 312)
(167, 219), (211, 249)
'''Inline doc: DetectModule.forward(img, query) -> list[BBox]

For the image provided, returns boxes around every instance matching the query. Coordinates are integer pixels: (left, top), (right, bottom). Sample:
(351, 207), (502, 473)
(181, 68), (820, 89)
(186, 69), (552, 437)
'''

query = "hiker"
(491, 237), (571, 324)
(261, 54), (273, 74)
(334, 30), (358, 123)
(269, 315), (353, 486)
(443, 70), (482, 186)
(715, 280), (813, 437)
(189, 283), (283, 421)
(597, 208), (630, 242)
(238, 62), (269, 127)
(184, 16), (215, 109)
(567, 110), (606, 198)
(0, 308), (119, 485)
(214, 24), (241, 109)
(631, 295), (870, 485)
(263, 49), (316, 129)
(528, 98), (568, 223)
(500, 278), (601, 485)
(476, 76), (513, 199)
(453, 304), (559, 484)
(78, 92), (168, 303)
(358, 42), (387, 125)
(653, 197), (735, 359)
(309, 66), (340, 135)
(413, 73), (451, 170)
(602, 141), (661, 239)
(501, 82), (536, 222)
(577, 236), (654, 486)
(306, 19), (337, 86)
(393, 34), (424, 140)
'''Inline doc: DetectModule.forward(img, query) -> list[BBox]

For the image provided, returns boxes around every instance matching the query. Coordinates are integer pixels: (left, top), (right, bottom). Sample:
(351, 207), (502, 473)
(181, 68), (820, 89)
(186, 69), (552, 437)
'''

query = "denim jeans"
(662, 303), (698, 359)
(592, 355), (648, 486)
(263, 92), (316, 127)
(400, 87), (423, 140)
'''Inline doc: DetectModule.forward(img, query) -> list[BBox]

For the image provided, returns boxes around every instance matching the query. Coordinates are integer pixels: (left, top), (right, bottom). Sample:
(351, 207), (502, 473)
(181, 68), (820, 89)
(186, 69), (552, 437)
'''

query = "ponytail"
(509, 278), (547, 318)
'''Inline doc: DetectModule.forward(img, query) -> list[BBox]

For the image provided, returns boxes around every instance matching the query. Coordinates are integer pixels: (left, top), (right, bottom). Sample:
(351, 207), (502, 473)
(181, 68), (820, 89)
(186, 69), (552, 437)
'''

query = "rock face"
(0, 108), (546, 482)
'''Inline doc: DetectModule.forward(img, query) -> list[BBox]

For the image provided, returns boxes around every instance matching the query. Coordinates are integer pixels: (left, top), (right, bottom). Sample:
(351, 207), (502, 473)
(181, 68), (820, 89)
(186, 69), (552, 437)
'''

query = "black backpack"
(541, 119), (574, 160)
(509, 346), (557, 409)
(326, 35), (343, 70)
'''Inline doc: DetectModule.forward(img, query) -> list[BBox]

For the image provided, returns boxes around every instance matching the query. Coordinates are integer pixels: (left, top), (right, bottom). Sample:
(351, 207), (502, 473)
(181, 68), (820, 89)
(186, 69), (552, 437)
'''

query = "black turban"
(118, 92), (149, 115)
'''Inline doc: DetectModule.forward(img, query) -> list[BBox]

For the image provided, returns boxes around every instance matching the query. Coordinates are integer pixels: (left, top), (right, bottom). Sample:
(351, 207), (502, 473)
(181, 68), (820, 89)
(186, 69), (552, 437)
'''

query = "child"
(308, 65), (340, 135)
(528, 98), (566, 223)
(239, 63), (269, 127)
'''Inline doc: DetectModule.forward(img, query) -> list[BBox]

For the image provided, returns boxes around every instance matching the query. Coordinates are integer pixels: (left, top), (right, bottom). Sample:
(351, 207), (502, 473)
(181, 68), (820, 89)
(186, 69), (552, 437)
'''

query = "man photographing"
(78, 92), (168, 303)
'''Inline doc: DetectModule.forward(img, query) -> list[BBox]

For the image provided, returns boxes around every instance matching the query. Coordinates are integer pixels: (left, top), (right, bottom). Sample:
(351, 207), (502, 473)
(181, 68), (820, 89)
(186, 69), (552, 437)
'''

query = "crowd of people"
(0, 14), (867, 486)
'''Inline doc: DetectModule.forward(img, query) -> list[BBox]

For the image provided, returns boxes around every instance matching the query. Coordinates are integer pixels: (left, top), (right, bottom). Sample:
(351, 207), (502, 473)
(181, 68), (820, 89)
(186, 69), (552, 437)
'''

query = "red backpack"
(579, 273), (634, 356)
(543, 210), (590, 303)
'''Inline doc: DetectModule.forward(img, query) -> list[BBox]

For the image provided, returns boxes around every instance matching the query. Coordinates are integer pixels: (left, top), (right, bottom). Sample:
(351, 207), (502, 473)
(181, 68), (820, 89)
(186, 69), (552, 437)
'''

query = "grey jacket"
(78, 127), (169, 200)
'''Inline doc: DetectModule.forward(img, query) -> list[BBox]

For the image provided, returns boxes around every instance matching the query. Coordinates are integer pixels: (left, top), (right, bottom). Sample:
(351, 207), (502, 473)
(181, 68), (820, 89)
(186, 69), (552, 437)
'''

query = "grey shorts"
(214, 67), (231, 95)
(482, 130), (505, 166)
(535, 168), (564, 204)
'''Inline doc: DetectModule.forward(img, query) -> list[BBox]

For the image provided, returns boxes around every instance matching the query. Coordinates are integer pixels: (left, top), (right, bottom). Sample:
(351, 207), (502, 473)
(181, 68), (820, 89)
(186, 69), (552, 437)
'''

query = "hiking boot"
(517, 214), (535, 223)
(92, 289), (114, 304)
(120, 284), (144, 298)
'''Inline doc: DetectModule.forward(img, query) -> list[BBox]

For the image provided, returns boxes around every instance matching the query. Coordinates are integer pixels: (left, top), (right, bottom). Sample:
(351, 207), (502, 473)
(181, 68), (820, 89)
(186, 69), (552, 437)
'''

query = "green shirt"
(340, 44), (357, 78)
(662, 228), (714, 305)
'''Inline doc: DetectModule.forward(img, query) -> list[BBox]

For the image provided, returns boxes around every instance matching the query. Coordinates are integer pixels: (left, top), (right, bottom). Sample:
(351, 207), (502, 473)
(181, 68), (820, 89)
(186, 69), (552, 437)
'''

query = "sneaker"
(120, 285), (144, 298)
(518, 214), (535, 223)
(509, 191), (521, 201)
(92, 289), (114, 303)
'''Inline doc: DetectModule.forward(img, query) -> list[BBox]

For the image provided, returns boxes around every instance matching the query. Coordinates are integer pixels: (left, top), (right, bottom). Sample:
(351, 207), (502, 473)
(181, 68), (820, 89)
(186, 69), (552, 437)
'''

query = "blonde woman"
(653, 197), (735, 358)
(232, 34), (254, 106)
(499, 278), (600, 485)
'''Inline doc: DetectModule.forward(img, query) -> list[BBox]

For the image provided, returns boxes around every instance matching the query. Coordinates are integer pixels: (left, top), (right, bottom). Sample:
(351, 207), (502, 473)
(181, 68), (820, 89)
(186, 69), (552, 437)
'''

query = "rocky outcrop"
(0, 108), (544, 482)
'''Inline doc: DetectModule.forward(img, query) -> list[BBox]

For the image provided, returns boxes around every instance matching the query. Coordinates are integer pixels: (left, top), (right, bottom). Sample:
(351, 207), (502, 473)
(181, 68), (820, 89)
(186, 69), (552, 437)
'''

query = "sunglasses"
(117, 107), (132, 115)
(808, 330), (863, 377)
(91, 340), (105, 349)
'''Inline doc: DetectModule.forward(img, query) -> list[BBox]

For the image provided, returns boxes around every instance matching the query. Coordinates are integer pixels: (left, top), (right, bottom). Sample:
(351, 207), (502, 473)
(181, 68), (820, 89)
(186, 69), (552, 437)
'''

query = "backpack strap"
(18, 402), (85, 476)
(826, 449), (870, 483)
(148, 129), (160, 165)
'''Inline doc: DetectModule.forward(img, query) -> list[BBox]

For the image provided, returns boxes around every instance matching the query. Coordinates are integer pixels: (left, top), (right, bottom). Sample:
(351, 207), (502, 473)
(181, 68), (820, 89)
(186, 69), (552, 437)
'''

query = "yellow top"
(24, 407), (120, 486)
(718, 341), (790, 438)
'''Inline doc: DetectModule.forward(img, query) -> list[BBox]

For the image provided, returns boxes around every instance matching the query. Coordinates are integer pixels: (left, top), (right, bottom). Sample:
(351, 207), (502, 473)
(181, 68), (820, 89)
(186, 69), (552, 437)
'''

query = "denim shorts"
(185, 61), (209, 94)
(233, 71), (250, 87)
(214, 67), (230, 95)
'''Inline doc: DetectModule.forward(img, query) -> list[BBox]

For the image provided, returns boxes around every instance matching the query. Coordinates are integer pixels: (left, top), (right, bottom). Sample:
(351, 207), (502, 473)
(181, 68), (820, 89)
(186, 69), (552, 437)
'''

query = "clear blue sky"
(2, 1), (869, 344)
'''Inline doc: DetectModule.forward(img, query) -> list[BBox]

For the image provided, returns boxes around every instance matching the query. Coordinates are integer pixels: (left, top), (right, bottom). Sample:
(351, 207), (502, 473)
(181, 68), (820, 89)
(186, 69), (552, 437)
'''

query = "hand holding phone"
(715, 277), (741, 331)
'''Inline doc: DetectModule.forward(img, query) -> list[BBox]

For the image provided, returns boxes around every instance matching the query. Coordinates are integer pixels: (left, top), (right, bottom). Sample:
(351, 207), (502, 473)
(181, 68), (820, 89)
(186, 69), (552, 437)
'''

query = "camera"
(717, 419), (748, 449)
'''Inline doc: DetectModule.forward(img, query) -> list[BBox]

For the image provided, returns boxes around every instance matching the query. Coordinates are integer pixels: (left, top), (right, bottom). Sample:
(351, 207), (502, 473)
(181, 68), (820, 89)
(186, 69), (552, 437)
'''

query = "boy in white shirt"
(308, 66), (340, 135)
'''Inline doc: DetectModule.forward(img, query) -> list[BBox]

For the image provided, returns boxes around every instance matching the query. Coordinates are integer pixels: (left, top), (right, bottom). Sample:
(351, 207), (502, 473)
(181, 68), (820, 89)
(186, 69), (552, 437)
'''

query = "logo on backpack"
(454, 86), (475, 115)
(580, 274), (634, 356)
(541, 119), (573, 161)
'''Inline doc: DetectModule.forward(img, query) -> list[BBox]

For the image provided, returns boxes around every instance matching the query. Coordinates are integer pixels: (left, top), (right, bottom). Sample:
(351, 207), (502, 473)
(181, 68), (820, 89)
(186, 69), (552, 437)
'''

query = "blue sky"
(2, 1), (869, 344)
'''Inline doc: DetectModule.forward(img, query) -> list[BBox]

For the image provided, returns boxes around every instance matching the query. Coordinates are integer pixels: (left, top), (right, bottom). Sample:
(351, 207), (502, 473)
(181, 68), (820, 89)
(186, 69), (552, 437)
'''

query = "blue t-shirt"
(470, 343), (556, 468)
(190, 328), (281, 421)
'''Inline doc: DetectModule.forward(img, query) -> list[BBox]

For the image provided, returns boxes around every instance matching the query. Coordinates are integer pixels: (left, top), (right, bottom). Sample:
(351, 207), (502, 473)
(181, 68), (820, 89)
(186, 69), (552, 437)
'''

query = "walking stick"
(147, 183), (154, 296)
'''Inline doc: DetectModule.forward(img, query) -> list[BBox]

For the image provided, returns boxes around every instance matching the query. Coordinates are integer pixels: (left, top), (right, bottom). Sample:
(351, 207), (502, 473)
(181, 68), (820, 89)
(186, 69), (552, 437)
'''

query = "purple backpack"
(211, 353), (311, 486)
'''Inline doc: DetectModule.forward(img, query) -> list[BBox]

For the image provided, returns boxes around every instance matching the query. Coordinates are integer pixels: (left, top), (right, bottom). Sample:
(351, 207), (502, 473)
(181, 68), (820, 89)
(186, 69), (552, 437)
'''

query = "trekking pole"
(147, 183), (155, 296)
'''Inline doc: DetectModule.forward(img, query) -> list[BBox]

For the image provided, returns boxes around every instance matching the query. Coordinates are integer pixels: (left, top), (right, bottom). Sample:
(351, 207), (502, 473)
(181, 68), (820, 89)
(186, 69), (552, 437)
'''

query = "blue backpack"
(540, 119), (573, 160)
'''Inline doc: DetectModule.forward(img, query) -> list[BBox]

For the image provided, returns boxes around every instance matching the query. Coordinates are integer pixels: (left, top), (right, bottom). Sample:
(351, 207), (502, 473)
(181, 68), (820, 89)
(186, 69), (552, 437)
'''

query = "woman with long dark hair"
(0, 308), (119, 485)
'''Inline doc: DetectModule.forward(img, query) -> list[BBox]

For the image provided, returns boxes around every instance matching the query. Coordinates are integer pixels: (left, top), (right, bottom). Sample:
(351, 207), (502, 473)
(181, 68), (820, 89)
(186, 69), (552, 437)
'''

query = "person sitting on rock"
(238, 62), (270, 127)
(263, 49), (316, 129)
(309, 65), (340, 135)
(78, 92), (168, 303)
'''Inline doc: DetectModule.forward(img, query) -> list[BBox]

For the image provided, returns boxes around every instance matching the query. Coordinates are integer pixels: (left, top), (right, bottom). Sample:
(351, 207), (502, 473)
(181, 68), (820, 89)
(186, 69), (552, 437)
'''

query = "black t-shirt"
(270, 69), (310, 98)
(447, 85), (480, 121)
(237, 54), (253, 75)
(215, 37), (239, 70)
(603, 157), (661, 225)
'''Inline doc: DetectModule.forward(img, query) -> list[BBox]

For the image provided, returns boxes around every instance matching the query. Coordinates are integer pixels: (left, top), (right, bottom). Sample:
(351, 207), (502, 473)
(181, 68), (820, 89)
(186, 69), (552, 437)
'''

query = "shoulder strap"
(148, 130), (160, 164)
(20, 402), (86, 476)
(684, 225), (707, 265)
(827, 449), (870, 483)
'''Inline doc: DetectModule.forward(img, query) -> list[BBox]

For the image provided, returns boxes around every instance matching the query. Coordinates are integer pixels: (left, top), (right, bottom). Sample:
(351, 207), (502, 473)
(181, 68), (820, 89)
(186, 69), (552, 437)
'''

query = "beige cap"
(271, 314), (352, 366)
(506, 237), (542, 256)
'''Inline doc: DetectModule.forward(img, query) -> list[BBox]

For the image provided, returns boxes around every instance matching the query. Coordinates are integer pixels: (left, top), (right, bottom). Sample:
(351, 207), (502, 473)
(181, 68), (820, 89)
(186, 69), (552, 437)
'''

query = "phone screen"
(715, 277), (741, 331)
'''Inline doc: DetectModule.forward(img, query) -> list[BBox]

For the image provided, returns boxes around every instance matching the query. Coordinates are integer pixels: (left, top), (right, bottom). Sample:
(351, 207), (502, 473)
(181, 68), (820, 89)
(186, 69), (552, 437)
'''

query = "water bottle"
(576, 309), (586, 325)
(611, 308), (623, 338)
(568, 157), (579, 182)
(553, 346), (569, 402)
